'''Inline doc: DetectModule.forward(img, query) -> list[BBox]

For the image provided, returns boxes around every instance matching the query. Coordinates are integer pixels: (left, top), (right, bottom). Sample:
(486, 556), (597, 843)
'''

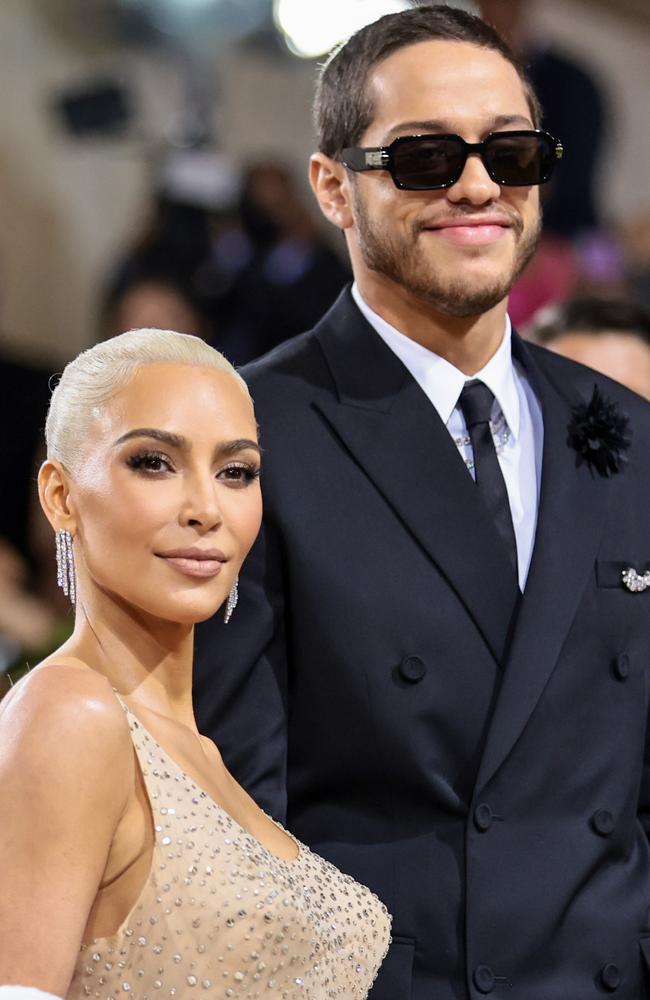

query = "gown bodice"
(67, 700), (391, 1000)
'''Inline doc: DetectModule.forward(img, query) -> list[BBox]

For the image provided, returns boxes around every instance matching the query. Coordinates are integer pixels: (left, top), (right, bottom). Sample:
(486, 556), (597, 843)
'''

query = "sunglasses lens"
(393, 137), (465, 189)
(485, 134), (554, 185)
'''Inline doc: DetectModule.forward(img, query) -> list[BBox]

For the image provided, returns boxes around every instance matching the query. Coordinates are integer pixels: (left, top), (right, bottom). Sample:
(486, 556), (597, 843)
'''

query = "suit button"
(592, 809), (615, 836)
(473, 965), (496, 993)
(474, 803), (493, 832)
(612, 652), (630, 681)
(399, 655), (427, 683)
(600, 963), (621, 991)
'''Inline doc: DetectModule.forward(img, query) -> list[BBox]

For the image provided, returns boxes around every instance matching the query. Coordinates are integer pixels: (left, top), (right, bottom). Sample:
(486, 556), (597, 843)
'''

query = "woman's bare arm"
(0, 666), (133, 995)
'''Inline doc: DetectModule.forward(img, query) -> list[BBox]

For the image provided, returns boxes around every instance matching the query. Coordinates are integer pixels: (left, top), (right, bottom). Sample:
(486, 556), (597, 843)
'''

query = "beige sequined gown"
(68, 700), (391, 1000)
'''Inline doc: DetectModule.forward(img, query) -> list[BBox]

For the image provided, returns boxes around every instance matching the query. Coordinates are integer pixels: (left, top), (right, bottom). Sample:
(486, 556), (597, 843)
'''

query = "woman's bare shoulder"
(0, 663), (138, 990)
(0, 660), (133, 789)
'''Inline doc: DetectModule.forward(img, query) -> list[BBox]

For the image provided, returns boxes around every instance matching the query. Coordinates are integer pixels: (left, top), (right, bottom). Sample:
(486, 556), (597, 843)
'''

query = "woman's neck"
(60, 591), (197, 725)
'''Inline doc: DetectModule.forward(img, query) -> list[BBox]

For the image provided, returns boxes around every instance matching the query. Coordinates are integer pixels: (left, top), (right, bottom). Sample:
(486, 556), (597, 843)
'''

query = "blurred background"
(1, 0), (649, 687)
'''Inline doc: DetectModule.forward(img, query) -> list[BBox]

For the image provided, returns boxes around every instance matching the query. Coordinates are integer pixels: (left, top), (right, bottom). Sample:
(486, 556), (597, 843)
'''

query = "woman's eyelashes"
(126, 450), (174, 475)
(125, 450), (260, 485)
(218, 462), (261, 487)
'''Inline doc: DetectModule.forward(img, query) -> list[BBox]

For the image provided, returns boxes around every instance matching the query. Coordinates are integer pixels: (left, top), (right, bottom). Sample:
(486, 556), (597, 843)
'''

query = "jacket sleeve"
(193, 515), (289, 822)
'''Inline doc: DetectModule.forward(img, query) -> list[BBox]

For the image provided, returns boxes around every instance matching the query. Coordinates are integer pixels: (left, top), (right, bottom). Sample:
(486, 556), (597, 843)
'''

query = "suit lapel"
(476, 337), (612, 789)
(314, 291), (520, 666)
(313, 294), (613, 787)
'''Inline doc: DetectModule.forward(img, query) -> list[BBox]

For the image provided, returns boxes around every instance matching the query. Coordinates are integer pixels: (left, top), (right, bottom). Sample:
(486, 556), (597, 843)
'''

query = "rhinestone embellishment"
(455, 411), (511, 472)
(67, 698), (392, 999)
(621, 567), (650, 593)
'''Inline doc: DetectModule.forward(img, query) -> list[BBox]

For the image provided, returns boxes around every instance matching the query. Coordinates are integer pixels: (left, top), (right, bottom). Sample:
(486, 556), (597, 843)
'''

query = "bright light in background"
(274, 0), (412, 59)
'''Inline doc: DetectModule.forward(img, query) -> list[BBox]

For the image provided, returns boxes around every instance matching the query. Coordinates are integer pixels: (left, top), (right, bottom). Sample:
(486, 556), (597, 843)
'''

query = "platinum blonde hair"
(45, 328), (251, 474)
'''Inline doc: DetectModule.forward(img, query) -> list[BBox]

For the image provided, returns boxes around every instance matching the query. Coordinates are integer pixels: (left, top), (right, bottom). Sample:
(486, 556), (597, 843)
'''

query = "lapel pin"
(621, 567), (650, 593)
(567, 385), (630, 477)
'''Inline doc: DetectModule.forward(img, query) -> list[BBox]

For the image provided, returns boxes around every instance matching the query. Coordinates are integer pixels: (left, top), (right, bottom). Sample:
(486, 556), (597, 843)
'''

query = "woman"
(0, 329), (391, 1000)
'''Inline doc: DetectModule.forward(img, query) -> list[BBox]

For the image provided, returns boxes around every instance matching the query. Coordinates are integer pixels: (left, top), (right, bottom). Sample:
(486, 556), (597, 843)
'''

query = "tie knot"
(459, 380), (495, 428)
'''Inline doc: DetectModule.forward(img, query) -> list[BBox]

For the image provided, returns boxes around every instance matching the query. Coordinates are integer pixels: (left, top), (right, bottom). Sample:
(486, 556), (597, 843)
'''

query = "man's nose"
(446, 152), (502, 204)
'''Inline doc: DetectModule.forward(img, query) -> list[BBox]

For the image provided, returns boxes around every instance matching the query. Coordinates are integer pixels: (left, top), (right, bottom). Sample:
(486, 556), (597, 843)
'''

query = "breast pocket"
(370, 935), (415, 1000)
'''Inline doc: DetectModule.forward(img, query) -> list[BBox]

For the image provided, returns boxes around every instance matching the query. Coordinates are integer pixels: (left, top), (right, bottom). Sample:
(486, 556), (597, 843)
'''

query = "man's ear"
(38, 459), (77, 535)
(309, 152), (355, 231)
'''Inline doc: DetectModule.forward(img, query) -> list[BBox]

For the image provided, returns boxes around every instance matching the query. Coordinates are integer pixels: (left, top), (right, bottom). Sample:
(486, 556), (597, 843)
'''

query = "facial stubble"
(352, 184), (542, 318)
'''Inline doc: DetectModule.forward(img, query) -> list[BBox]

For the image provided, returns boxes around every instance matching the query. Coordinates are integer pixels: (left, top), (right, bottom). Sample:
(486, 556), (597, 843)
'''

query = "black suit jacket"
(194, 289), (650, 1000)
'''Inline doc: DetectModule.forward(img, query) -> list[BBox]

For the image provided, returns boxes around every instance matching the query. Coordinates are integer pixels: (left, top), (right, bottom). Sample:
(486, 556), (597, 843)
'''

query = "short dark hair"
(314, 4), (542, 158)
(533, 297), (650, 348)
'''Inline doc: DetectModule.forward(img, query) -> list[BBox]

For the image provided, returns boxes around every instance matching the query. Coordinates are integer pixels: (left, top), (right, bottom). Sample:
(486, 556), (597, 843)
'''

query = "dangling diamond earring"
(224, 577), (238, 624)
(56, 528), (76, 605)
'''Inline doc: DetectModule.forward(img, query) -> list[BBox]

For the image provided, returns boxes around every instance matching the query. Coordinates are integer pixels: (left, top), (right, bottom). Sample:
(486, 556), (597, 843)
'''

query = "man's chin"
(407, 274), (515, 318)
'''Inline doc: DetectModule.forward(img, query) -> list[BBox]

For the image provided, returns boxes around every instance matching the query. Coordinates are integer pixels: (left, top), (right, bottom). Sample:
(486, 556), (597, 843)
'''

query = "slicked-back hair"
(46, 327), (251, 476)
(314, 4), (542, 159)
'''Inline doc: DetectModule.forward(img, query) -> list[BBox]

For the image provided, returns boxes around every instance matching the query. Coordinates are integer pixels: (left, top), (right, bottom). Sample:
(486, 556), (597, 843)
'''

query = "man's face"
(344, 40), (542, 318)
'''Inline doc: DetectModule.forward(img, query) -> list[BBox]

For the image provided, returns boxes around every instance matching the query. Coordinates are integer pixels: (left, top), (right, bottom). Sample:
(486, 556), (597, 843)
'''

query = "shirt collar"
(351, 282), (520, 440)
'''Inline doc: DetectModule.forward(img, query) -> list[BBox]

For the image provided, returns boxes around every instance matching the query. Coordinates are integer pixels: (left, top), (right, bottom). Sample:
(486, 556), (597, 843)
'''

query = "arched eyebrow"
(113, 428), (261, 457)
(113, 428), (185, 448)
(217, 438), (263, 458)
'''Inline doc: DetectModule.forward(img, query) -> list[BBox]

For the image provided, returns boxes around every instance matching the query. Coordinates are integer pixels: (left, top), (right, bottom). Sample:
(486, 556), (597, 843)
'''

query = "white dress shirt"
(351, 283), (544, 589)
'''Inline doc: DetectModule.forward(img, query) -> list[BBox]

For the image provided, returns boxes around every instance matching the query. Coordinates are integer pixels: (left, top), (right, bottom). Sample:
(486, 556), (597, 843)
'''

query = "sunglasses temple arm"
(341, 147), (386, 172)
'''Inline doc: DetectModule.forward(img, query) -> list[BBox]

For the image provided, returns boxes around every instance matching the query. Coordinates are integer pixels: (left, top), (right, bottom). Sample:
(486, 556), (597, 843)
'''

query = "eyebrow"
(382, 114), (533, 142)
(113, 428), (262, 457)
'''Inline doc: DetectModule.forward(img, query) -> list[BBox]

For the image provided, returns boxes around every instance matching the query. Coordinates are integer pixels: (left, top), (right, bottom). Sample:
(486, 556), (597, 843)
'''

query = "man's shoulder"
(242, 327), (324, 389)
(239, 287), (360, 408)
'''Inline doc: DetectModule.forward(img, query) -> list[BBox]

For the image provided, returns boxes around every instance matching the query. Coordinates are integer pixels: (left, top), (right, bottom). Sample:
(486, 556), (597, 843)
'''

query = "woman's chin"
(169, 601), (227, 627)
(137, 595), (228, 628)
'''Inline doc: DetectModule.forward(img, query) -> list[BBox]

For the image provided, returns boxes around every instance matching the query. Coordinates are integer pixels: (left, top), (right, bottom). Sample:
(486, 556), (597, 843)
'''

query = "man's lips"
(420, 215), (515, 247)
(156, 548), (227, 579)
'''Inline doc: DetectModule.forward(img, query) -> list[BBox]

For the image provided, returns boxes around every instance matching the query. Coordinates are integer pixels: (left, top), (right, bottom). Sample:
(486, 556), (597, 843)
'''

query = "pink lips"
(156, 547), (227, 579)
(424, 216), (512, 247)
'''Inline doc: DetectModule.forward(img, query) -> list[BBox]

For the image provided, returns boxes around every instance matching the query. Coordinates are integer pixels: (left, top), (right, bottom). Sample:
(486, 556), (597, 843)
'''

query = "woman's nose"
(180, 478), (222, 531)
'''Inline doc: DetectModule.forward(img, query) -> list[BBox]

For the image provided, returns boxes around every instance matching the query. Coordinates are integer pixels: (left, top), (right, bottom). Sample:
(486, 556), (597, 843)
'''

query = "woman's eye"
(218, 463), (261, 487)
(126, 451), (173, 474)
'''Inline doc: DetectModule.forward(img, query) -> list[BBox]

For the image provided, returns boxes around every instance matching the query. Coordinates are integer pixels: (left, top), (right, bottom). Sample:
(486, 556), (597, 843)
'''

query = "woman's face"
(65, 362), (262, 625)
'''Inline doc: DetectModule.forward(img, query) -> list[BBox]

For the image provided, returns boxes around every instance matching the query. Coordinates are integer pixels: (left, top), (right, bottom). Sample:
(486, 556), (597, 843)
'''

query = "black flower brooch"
(567, 385), (631, 477)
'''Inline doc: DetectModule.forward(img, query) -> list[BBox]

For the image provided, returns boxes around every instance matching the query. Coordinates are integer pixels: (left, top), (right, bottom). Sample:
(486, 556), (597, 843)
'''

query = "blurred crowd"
(101, 156), (350, 365)
(1, 0), (650, 691)
(0, 154), (351, 691)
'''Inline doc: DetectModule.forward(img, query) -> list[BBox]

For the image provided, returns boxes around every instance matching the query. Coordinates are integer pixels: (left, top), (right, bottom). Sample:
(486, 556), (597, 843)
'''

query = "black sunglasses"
(341, 130), (563, 190)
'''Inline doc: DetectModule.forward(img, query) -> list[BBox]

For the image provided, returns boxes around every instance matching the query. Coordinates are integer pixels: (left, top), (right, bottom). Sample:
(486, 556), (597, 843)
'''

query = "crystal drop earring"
(224, 577), (239, 624)
(55, 528), (76, 605)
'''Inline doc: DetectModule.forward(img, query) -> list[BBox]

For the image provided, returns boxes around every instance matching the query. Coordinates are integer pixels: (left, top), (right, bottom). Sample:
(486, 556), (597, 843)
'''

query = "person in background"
(529, 295), (650, 399)
(101, 149), (242, 346)
(213, 161), (350, 366)
(622, 215), (650, 309)
(101, 192), (216, 341)
(101, 274), (209, 341)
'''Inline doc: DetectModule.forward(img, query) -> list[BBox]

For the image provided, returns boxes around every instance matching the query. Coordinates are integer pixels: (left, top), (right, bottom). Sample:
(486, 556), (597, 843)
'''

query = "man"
(530, 295), (650, 400)
(195, 7), (650, 998)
